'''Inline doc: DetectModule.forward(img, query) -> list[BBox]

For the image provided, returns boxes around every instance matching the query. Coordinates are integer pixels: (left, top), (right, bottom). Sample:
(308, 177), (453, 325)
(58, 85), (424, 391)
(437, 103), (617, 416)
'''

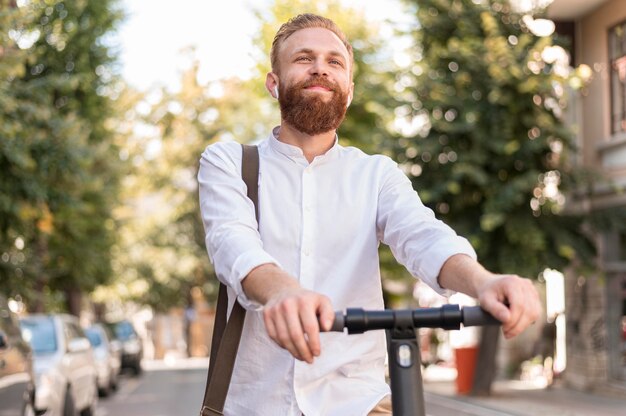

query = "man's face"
(273, 27), (353, 136)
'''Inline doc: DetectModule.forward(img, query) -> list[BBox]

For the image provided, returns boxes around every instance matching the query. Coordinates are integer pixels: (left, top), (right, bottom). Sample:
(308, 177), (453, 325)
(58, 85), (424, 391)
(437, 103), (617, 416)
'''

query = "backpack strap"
(200, 144), (259, 416)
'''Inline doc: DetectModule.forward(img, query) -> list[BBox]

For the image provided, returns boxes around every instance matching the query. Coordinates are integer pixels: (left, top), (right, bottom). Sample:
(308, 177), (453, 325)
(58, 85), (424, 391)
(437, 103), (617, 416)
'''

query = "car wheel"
(63, 386), (76, 416)
(98, 383), (110, 398)
(80, 380), (98, 416)
(98, 374), (110, 398)
(109, 371), (118, 391)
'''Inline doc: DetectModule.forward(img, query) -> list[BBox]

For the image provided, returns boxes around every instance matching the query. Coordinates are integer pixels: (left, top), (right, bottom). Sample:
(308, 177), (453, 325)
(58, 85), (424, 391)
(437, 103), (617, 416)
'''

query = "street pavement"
(96, 359), (209, 416)
(424, 378), (626, 416)
(96, 358), (626, 415)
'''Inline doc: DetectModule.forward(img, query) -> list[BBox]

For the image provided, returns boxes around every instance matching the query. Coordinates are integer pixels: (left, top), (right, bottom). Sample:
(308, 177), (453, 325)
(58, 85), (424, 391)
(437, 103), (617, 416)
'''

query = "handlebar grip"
(462, 306), (501, 327)
(328, 311), (345, 332)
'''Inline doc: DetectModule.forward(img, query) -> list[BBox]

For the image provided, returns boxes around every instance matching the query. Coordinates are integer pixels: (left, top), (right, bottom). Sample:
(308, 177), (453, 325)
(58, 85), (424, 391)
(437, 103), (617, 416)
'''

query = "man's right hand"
(242, 263), (335, 364)
(263, 286), (334, 363)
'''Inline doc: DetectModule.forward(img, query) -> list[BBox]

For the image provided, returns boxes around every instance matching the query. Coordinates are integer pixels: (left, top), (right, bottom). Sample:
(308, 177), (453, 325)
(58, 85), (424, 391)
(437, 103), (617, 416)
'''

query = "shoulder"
(200, 141), (243, 169)
(202, 141), (242, 159)
(338, 144), (399, 171)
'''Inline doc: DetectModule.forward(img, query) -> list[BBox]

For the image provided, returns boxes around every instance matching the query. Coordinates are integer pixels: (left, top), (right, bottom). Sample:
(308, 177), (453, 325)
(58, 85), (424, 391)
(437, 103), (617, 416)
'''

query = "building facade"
(548, 0), (626, 393)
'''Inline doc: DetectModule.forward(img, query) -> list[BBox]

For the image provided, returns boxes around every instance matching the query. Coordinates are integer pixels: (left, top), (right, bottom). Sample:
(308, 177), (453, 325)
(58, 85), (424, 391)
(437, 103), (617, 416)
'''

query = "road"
(96, 359), (514, 416)
(97, 360), (208, 416)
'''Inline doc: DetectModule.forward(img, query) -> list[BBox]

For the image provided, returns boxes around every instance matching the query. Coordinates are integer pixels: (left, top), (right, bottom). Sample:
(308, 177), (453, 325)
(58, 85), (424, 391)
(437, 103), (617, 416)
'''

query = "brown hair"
(270, 13), (353, 74)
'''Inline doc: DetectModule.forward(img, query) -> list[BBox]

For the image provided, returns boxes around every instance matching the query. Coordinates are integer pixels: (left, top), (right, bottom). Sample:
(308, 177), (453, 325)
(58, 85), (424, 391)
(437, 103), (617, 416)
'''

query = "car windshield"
(20, 317), (57, 354)
(84, 328), (103, 347)
(113, 321), (136, 341)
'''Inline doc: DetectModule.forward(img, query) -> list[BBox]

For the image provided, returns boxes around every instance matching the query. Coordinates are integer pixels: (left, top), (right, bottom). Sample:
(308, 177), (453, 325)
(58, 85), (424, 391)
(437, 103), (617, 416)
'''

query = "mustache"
(300, 76), (337, 91)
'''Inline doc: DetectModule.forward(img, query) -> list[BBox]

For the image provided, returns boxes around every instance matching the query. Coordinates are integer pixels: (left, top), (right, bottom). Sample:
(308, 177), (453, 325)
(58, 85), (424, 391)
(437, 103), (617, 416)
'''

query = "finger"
(317, 297), (335, 332)
(284, 307), (313, 363)
(265, 306), (302, 360)
(274, 312), (303, 360)
(479, 291), (511, 324)
(263, 310), (278, 341)
(503, 281), (540, 338)
(300, 305), (321, 357)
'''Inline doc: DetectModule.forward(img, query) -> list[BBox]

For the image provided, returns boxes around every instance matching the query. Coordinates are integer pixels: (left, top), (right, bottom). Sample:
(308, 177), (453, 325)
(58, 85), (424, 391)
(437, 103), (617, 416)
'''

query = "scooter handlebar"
(329, 311), (345, 332)
(462, 306), (501, 327)
(328, 305), (500, 333)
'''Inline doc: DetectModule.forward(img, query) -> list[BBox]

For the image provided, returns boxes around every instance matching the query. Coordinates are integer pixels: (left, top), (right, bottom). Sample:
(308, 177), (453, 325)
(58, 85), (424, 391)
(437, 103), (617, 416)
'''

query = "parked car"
(0, 295), (35, 416)
(20, 314), (98, 416)
(84, 323), (121, 396)
(107, 320), (142, 375)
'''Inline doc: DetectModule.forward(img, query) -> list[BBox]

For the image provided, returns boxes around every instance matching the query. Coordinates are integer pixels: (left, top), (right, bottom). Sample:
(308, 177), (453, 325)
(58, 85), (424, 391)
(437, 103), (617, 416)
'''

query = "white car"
(20, 314), (98, 416)
(84, 323), (121, 396)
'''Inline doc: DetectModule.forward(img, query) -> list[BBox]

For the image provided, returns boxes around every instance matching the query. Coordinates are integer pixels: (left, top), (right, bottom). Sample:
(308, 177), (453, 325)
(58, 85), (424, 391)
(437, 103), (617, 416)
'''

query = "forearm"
(437, 254), (494, 298)
(241, 263), (301, 305)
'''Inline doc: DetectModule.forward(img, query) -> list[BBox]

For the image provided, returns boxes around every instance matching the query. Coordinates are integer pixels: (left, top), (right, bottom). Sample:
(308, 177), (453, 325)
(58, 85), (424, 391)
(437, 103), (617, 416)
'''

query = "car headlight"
(35, 371), (58, 409)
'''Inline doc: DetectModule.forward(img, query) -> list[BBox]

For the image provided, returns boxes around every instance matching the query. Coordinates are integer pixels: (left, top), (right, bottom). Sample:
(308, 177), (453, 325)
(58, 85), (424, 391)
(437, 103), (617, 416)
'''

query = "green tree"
(106, 62), (233, 312)
(0, 0), (124, 314)
(104, 0), (406, 313)
(400, 0), (595, 393)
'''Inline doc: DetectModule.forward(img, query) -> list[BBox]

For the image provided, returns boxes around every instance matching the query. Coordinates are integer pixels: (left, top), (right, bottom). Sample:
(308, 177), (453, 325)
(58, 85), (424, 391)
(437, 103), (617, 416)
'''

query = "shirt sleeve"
(197, 142), (280, 310)
(375, 158), (476, 296)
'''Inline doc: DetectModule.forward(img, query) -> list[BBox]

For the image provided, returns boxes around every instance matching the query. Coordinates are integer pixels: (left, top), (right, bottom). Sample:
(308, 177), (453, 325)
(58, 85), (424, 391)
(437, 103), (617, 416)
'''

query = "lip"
(304, 85), (332, 92)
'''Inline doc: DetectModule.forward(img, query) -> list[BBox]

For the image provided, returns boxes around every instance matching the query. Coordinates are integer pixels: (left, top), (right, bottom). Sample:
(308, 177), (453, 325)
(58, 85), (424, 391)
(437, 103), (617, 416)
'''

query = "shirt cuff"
(416, 237), (477, 297)
(229, 249), (282, 310)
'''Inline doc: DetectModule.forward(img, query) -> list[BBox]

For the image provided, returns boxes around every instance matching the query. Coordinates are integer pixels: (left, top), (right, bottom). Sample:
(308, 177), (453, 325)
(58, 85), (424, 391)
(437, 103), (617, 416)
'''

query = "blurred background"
(1, 0), (626, 415)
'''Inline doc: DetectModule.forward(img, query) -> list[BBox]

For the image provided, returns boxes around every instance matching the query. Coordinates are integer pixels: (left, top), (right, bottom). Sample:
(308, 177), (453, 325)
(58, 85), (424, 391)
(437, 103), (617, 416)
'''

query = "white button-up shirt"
(198, 128), (476, 416)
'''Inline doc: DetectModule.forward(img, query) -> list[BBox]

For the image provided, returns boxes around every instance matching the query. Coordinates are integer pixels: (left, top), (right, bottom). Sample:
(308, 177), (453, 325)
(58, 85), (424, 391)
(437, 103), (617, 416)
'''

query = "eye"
(295, 56), (312, 62)
(329, 59), (344, 66)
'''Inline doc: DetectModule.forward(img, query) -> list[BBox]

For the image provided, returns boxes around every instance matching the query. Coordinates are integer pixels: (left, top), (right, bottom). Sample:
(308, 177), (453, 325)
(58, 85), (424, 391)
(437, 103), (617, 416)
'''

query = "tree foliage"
(0, 0), (124, 313)
(103, 0), (407, 310)
(399, 0), (595, 278)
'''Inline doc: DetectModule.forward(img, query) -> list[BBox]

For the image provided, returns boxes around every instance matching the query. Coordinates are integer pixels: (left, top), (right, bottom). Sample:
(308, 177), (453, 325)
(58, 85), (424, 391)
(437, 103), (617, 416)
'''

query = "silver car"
(20, 314), (98, 416)
(0, 295), (35, 416)
(84, 323), (121, 396)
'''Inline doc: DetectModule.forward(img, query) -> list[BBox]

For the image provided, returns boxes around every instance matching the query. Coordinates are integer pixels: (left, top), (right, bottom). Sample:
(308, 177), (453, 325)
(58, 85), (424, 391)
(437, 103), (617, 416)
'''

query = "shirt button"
(305, 206), (311, 212)
(303, 249), (310, 256)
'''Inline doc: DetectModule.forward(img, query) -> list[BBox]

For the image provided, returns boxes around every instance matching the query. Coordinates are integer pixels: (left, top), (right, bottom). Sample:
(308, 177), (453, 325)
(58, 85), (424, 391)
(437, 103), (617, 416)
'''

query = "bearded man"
(198, 14), (540, 416)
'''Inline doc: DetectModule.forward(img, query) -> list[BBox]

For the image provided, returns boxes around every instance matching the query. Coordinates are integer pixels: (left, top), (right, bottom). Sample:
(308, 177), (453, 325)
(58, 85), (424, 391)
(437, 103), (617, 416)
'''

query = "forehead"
(279, 27), (349, 61)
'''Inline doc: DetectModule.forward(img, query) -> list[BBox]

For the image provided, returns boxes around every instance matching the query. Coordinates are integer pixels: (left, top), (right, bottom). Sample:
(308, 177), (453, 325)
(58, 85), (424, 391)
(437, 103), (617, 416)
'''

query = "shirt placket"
(299, 165), (315, 289)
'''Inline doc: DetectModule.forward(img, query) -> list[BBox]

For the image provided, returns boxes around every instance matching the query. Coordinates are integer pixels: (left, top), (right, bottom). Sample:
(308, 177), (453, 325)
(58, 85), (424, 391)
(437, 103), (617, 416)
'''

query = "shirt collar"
(268, 126), (340, 164)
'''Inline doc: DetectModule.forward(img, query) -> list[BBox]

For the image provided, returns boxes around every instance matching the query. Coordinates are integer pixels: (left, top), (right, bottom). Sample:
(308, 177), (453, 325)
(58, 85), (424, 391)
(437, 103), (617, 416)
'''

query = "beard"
(278, 76), (348, 136)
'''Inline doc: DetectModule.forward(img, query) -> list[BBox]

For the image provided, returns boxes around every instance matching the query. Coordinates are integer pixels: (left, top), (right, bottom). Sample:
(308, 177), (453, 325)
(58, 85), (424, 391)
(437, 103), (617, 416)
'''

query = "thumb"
(318, 299), (335, 332)
(480, 294), (511, 324)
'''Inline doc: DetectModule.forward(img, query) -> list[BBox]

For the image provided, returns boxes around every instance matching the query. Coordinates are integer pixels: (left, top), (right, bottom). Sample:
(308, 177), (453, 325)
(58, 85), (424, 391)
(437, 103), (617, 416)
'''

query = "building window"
(609, 20), (626, 135)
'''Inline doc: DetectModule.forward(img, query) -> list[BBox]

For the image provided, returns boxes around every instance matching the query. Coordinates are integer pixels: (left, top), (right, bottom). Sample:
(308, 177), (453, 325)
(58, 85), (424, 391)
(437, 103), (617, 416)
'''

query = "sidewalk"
(423, 376), (626, 416)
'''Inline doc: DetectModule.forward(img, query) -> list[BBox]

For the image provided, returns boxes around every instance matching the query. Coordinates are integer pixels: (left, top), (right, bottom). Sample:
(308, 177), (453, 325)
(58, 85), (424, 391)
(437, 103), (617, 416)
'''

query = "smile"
(304, 86), (332, 92)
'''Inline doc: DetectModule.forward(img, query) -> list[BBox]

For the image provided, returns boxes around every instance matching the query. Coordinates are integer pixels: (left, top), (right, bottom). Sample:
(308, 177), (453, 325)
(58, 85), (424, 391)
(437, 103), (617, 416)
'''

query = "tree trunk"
(65, 287), (82, 317)
(32, 232), (49, 313)
(470, 325), (500, 396)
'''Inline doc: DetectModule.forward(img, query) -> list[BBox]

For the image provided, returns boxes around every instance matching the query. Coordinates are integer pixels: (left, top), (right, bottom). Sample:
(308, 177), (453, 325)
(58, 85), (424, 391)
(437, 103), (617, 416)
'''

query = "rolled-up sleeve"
(198, 142), (280, 310)
(376, 159), (476, 296)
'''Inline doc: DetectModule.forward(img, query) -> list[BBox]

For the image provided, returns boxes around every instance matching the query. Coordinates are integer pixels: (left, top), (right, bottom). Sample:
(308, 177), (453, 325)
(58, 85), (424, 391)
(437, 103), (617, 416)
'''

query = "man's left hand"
(477, 274), (541, 339)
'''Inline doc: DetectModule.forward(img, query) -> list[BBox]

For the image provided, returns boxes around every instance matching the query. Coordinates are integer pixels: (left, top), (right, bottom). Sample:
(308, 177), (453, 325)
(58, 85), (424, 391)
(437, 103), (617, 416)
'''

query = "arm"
(198, 143), (280, 309)
(438, 254), (541, 339)
(376, 160), (540, 338)
(241, 264), (334, 364)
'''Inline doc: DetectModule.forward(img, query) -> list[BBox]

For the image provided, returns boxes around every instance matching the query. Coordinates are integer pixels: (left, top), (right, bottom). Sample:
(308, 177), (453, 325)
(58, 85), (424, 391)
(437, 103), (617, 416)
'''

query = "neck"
(276, 122), (336, 163)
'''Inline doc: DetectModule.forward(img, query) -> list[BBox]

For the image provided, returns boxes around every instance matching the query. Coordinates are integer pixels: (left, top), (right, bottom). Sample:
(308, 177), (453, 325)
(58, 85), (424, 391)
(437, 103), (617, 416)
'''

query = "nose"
(309, 58), (329, 76)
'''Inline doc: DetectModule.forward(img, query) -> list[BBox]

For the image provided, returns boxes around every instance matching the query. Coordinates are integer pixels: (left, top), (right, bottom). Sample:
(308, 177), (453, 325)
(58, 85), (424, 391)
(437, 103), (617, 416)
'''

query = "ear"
(266, 73), (279, 99)
(347, 82), (355, 108)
